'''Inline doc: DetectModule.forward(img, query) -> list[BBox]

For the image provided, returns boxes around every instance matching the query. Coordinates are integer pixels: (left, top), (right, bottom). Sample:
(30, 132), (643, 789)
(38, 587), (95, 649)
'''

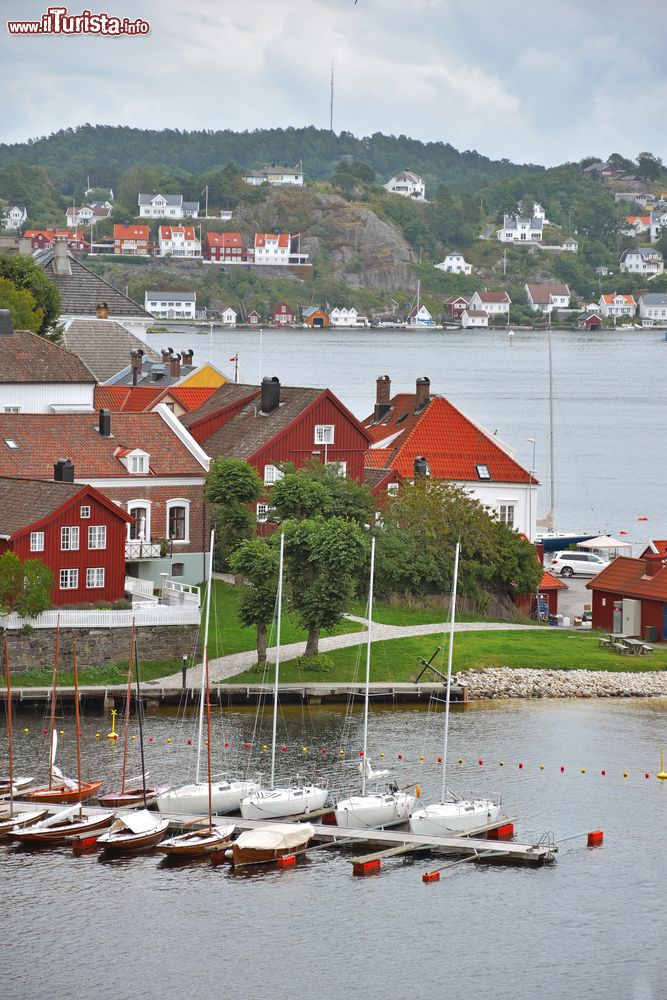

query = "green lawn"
(206, 580), (362, 659)
(3, 659), (183, 689)
(347, 597), (517, 627)
(226, 631), (667, 684)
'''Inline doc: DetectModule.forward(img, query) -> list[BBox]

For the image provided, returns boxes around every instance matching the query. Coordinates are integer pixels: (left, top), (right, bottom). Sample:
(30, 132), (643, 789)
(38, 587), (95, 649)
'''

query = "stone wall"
(5, 625), (199, 673)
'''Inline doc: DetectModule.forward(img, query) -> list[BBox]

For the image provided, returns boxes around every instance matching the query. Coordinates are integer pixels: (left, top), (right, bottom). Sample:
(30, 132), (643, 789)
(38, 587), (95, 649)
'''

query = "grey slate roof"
(621, 247), (664, 261)
(502, 215), (543, 230)
(36, 249), (151, 319)
(138, 193), (183, 207)
(180, 383), (259, 429)
(639, 293), (667, 305)
(145, 291), (196, 302)
(0, 326), (95, 384)
(0, 477), (83, 535)
(112, 359), (198, 387)
(62, 320), (160, 382)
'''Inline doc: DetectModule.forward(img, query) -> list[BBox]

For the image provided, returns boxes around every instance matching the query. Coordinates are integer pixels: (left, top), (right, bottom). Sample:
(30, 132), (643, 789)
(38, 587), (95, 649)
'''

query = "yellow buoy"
(419, 754), (424, 761)
(623, 771), (628, 778)
(166, 738), (172, 743)
(95, 733), (101, 739)
(657, 748), (667, 781)
(302, 746), (308, 753)
(107, 707), (118, 740)
(379, 752), (384, 758)
(59, 730), (64, 736)
(23, 727), (29, 733)
(581, 768), (586, 774)
(339, 749), (345, 757)
(539, 764), (544, 770)
(499, 761), (504, 767)
(262, 745), (268, 751)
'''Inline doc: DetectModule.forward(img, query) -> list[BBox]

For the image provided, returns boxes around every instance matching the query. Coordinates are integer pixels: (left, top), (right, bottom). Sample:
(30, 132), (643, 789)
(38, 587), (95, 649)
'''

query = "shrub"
(293, 654), (334, 674)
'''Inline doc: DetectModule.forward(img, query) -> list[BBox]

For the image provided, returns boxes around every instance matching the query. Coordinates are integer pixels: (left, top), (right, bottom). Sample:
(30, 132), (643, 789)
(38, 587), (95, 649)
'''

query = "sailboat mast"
(48, 618), (60, 789)
(547, 323), (555, 519)
(134, 631), (147, 807)
(361, 535), (376, 798)
(195, 530), (216, 784)
(205, 651), (213, 829)
(5, 639), (14, 814)
(270, 533), (285, 790)
(440, 541), (460, 803)
(120, 620), (135, 795)
(72, 637), (83, 815)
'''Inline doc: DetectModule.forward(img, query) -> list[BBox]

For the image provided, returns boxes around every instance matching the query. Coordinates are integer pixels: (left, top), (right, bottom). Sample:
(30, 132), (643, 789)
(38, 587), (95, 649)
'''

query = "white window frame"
(59, 568), (79, 590)
(61, 525), (80, 551)
(127, 500), (151, 541)
(387, 483), (399, 496)
(256, 503), (274, 524)
(86, 567), (105, 589)
(128, 451), (149, 474)
(88, 525), (107, 550)
(166, 498), (190, 544)
(476, 464), (491, 480)
(497, 503), (516, 528)
(263, 464), (285, 486)
(79, 505), (91, 519)
(30, 531), (44, 552)
(314, 424), (335, 445)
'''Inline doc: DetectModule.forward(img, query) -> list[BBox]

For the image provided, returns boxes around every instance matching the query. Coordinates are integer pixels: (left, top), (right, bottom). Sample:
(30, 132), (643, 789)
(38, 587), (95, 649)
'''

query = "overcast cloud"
(1, 0), (665, 166)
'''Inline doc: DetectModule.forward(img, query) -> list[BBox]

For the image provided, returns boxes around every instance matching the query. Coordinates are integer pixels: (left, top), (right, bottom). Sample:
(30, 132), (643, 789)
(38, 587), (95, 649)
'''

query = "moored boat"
(159, 821), (235, 858)
(0, 809), (49, 837)
(156, 778), (259, 816)
(231, 822), (315, 866)
(97, 809), (169, 853)
(0, 776), (34, 796)
(10, 804), (114, 845)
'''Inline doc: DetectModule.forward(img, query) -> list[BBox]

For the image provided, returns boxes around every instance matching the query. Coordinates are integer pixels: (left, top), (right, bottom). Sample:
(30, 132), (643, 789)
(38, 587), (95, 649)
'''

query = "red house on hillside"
(271, 303), (295, 326)
(0, 476), (131, 607)
(587, 555), (667, 640)
(204, 232), (246, 262)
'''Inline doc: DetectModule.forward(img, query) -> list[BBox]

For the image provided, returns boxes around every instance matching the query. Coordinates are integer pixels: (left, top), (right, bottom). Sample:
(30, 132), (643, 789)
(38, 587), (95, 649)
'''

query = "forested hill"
(0, 124), (544, 194)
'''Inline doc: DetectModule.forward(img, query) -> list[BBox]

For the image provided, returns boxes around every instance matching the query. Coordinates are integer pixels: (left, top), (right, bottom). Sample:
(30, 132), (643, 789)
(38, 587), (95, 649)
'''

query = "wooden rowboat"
(0, 776), (34, 796)
(11, 806), (114, 845)
(0, 809), (49, 837)
(231, 822), (315, 866)
(24, 779), (104, 805)
(98, 784), (170, 809)
(97, 810), (169, 853)
(159, 822), (235, 858)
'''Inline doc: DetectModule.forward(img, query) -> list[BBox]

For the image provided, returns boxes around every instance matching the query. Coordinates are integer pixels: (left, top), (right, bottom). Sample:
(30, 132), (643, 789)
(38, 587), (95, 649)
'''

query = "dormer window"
(476, 464), (491, 480)
(120, 449), (150, 474)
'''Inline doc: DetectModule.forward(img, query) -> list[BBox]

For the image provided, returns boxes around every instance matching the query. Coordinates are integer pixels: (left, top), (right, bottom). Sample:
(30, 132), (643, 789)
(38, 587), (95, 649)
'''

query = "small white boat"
(232, 822), (315, 865)
(156, 778), (260, 816)
(159, 822), (235, 857)
(240, 783), (328, 821)
(97, 810), (169, 853)
(0, 776), (34, 796)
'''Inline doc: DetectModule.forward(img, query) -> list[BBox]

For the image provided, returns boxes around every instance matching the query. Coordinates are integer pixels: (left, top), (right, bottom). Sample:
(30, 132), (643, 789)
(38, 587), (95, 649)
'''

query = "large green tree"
(228, 538), (279, 665)
(205, 458), (263, 570)
(0, 552), (54, 617)
(270, 460), (374, 525)
(0, 277), (43, 332)
(0, 254), (61, 339)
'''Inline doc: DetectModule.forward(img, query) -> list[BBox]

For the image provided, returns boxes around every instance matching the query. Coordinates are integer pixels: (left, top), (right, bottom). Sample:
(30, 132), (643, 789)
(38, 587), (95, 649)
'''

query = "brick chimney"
(95, 302), (109, 319)
(643, 554), (665, 578)
(130, 348), (144, 385)
(53, 236), (71, 275)
(374, 375), (392, 421)
(415, 376), (431, 411)
(161, 348), (172, 364)
(182, 348), (194, 366)
(54, 458), (75, 483)
(170, 352), (181, 379)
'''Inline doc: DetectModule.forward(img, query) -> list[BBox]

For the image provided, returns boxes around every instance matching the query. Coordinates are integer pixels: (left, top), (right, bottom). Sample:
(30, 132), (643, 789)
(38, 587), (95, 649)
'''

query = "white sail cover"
(107, 809), (160, 835)
(234, 823), (315, 851)
(51, 765), (79, 790)
(360, 758), (390, 782)
(40, 805), (79, 828)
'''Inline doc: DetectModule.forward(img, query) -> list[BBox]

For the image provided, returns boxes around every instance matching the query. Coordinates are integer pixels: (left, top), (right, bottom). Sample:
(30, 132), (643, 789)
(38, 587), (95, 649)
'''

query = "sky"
(1, 0), (665, 167)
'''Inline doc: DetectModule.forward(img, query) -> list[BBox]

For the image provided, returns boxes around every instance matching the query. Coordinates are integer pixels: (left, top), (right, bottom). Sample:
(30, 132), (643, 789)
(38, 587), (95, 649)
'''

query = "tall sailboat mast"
(5, 639), (14, 814)
(269, 533), (285, 790)
(48, 619), (60, 789)
(440, 541), (460, 803)
(361, 534), (376, 798)
(134, 630), (147, 808)
(195, 532), (216, 784)
(72, 638), (83, 816)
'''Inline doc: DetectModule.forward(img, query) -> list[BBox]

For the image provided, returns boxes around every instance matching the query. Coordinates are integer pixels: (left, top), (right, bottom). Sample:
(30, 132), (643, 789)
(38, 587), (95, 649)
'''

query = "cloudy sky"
(1, 0), (665, 166)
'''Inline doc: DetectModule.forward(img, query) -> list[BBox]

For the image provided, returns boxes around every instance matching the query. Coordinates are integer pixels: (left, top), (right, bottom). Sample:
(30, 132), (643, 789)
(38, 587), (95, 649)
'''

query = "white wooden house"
(138, 194), (199, 219)
(243, 165), (304, 187)
(1, 206), (27, 230)
(158, 226), (201, 258)
(525, 283), (571, 314)
(406, 305), (434, 327)
(497, 215), (543, 243)
(468, 291), (511, 318)
(638, 293), (667, 326)
(619, 247), (664, 275)
(461, 309), (489, 328)
(144, 292), (197, 320)
(598, 293), (636, 318)
(650, 210), (667, 243)
(220, 306), (238, 326)
(384, 171), (426, 201)
(434, 252), (472, 275)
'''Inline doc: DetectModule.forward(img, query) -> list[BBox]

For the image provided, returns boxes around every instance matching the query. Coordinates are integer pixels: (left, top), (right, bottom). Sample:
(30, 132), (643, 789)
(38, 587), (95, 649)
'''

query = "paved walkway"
(149, 617), (544, 689)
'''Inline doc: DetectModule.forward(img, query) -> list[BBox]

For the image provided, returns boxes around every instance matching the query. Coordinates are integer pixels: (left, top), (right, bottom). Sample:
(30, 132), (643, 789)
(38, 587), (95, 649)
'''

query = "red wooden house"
(443, 295), (469, 321)
(587, 556), (667, 640)
(271, 303), (295, 326)
(204, 232), (246, 262)
(0, 476), (131, 606)
(182, 376), (372, 526)
(24, 230), (90, 253)
(246, 309), (261, 325)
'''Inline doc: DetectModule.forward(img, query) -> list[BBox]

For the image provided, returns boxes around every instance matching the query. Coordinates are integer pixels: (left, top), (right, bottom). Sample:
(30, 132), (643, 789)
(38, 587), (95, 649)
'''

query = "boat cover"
(108, 809), (160, 834)
(234, 823), (315, 851)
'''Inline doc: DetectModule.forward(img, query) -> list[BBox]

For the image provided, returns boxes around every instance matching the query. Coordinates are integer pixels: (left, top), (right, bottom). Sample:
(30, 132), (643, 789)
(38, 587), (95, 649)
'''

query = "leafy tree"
(205, 459), (263, 569)
(282, 516), (368, 656)
(228, 538), (279, 665)
(0, 277), (43, 332)
(636, 152), (664, 181)
(0, 254), (62, 339)
(270, 461), (374, 525)
(0, 551), (54, 617)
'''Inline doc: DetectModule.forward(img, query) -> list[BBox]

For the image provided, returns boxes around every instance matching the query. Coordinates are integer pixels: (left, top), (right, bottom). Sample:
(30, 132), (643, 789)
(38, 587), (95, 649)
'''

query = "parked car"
(548, 551), (610, 578)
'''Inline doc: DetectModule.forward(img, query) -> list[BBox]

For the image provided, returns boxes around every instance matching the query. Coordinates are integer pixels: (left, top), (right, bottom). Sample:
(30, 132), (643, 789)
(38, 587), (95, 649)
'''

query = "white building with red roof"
(525, 283), (571, 314)
(364, 375), (539, 539)
(253, 233), (308, 265)
(598, 293), (636, 318)
(468, 290), (511, 318)
(158, 226), (201, 258)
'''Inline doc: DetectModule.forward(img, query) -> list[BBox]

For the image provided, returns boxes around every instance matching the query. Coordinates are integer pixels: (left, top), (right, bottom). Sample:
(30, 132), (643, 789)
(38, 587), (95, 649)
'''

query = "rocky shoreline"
(461, 667), (667, 699)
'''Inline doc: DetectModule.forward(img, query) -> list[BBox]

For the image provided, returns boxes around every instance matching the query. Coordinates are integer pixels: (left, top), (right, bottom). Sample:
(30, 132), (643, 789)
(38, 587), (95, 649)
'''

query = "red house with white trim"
(587, 555), (667, 640)
(0, 477), (131, 607)
(204, 232), (246, 262)
(271, 303), (295, 326)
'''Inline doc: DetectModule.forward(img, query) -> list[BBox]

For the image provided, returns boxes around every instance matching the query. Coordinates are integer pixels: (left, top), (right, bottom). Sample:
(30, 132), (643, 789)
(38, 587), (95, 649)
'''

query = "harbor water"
(2, 698), (665, 1000)
(158, 324), (666, 548)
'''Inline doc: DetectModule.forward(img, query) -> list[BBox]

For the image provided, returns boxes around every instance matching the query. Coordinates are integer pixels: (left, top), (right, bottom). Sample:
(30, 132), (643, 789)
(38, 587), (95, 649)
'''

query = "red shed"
(515, 569), (567, 618)
(0, 476), (131, 607)
(587, 555), (667, 640)
(271, 303), (295, 326)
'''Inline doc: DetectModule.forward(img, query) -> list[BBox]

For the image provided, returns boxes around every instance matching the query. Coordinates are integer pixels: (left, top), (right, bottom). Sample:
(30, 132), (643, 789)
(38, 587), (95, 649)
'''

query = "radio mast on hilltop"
(330, 60), (334, 133)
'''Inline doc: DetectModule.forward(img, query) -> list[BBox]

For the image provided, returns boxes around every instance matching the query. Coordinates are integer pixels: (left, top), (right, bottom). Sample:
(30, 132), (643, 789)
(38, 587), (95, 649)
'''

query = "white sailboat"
(240, 533), (328, 821)
(156, 531), (259, 817)
(335, 535), (416, 829)
(409, 542), (501, 835)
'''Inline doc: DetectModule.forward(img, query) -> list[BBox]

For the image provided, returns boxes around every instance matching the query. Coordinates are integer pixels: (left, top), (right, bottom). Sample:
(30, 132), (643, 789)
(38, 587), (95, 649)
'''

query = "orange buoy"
(422, 871), (440, 883)
(587, 830), (604, 847)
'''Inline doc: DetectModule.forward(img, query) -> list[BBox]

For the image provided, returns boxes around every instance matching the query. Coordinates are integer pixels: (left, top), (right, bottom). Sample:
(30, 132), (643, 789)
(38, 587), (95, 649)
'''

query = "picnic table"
(619, 637), (653, 656)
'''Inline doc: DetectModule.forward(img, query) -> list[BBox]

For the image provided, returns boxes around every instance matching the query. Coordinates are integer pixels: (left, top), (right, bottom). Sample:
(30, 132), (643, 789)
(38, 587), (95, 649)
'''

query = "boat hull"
(0, 809), (49, 837)
(0, 776), (34, 795)
(156, 780), (260, 816)
(409, 798), (501, 835)
(240, 785), (328, 821)
(98, 785), (169, 808)
(335, 791), (416, 830)
(98, 818), (169, 853)
(159, 824), (235, 857)
(11, 811), (114, 845)
(24, 780), (103, 804)
(231, 823), (315, 866)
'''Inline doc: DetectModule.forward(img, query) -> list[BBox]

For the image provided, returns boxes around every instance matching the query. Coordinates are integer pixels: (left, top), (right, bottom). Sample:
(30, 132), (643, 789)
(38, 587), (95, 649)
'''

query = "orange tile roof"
(587, 557), (667, 601)
(601, 293), (636, 305)
(626, 216), (650, 225)
(159, 226), (197, 240)
(364, 394), (536, 484)
(255, 233), (290, 248)
(539, 570), (567, 591)
(113, 224), (149, 240)
(638, 539), (667, 558)
(94, 385), (165, 412)
(166, 386), (219, 410)
(206, 232), (243, 247)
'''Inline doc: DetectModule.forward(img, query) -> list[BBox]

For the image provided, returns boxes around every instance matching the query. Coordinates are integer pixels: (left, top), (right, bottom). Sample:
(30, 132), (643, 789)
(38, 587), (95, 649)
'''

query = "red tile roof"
(113, 224), (149, 240)
(159, 226), (197, 241)
(0, 412), (206, 478)
(166, 386), (218, 410)
(626, 216), (650, 225)
(364, 394), (536, 484)
(255, 233), (290, 248)
(206, 232), (244, 247)
(526, 283), (570, 304)
(0, 327), (95, 384)
(539, 570), (567, 591)
(639, 539), (667, 559)
(95, 386), (165, 412)
(587, 557), (667, 601)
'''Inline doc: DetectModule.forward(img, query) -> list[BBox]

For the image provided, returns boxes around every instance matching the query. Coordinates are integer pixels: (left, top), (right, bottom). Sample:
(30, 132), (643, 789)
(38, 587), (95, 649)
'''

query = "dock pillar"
(103, 693), (115, 711)
(487, 822), (514, 841)
(353, 859), (381, 877)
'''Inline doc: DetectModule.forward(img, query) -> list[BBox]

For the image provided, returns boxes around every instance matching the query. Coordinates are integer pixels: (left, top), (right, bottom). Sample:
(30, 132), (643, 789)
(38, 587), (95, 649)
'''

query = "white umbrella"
(576, 535), (632, 557)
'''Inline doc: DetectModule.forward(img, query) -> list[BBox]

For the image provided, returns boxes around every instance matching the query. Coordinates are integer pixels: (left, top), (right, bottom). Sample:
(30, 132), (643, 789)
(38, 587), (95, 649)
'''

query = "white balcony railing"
(125, 576), (156, 600)
(125, 540), (162, 560)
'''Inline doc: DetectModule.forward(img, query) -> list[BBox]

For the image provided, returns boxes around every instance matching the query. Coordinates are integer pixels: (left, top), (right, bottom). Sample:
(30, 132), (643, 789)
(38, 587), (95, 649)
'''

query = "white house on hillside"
(384, 171), (426, 201)
(468, 290), (511, 318)
(497, 215), (543, 243)
(598, 293), (636, 318)
(220, 306), (238, 326)
(518, 200), (549, 223)
(138, 194), (199, 219)
(638, 292), (667, 325)
(434, 251), (472, 275)
(144, 291), (197, 320)
(650, 210), (667, 243)
(525, 283), (571, 314)
(619, 247), (664, 275)
(158, 226), (201, 258)
(243, 164), (304, 187)
(1, 206), (27, 230)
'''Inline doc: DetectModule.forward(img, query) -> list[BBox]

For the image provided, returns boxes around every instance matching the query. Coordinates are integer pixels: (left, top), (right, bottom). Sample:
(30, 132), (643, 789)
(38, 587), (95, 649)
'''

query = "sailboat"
(97, 632), (168, 853)
(12, 638), (114, 845)
(24, 626), (103, 805)
(159, 531), (235, 857)
(0, 639), (47, 836)
(240, 533), (328, 821)
(334, 535), (416, 829)
(98, 622), (169, 808)
(409, 542), (501, 835)
(156, 531), (259, 817)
